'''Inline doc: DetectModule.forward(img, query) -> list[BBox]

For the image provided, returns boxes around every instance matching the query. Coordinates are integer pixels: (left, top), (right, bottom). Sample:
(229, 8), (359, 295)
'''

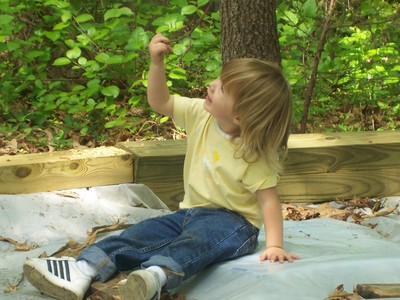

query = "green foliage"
(277, 0), (400, 131)
(0, 0), (399, 151)
(0, 0), (220, 148)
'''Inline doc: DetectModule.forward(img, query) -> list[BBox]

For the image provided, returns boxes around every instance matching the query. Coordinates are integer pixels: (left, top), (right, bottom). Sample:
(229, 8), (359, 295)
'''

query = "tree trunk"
(220, 0), (281, 64)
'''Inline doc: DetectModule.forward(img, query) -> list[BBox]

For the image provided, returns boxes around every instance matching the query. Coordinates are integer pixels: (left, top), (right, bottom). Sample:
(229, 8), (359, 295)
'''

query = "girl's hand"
(149, 33), (173, 64)
(260, 247), (300, 264)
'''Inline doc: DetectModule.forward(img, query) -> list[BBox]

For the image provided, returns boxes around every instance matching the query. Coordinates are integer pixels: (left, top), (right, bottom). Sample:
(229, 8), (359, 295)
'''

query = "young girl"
(23, 33), (299, 300)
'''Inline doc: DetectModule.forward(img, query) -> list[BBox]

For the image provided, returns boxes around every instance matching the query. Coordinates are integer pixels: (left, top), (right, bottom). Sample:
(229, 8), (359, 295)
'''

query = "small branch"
(169, 4), (212, 43)
(300, 0), (336, 133)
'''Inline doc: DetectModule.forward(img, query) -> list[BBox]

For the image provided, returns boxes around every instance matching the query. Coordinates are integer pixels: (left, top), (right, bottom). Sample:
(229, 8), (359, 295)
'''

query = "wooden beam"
(118, 140), (186, 209)
(118, 131), (400, 208)
(279, 131), (400, 202)
(1, 131), (399, 208)
(0, 147), (133, 194)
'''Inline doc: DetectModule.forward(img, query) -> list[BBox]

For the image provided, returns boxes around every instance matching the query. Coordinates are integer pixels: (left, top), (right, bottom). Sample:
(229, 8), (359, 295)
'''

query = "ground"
(1, 99), (399, 156)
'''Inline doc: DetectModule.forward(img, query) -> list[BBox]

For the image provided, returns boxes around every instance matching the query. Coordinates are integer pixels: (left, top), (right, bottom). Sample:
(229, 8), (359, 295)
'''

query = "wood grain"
(119, 131), (400, 208)
(0, 147), (133, 194)
(1, 131), (399, 208)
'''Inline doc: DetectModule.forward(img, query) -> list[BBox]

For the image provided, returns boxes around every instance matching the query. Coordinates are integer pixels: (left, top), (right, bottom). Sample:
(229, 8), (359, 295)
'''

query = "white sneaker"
(23, 257), (92, 300)
(118, 269), (162, 300)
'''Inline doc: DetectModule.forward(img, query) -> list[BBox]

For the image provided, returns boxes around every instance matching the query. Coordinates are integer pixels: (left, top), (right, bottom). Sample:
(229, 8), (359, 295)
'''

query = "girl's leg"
(141, 208), (259, 289)
(78, 210), (186, 282)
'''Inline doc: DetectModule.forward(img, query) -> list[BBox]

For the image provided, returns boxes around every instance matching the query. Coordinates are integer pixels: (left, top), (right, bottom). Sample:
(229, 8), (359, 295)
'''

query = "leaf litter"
(284, 196), (399, 299)
(282, 196), (399, 225)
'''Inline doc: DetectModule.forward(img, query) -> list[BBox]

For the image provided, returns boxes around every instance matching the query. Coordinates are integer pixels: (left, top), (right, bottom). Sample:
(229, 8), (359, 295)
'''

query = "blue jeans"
(78, 208), (259, 289)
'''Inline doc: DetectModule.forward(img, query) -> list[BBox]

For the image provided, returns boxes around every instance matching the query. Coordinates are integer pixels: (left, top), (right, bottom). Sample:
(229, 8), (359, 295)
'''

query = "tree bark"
(220, 0), (281, 64)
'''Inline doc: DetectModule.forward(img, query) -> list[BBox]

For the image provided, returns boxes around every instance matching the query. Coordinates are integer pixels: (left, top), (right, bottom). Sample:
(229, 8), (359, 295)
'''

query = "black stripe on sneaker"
(45, 259), (72, 282)
(64, 260), (71, 281)
(52, 260), (59, 276)
(46, 259), (52, 273)
(58, 260), (65, 280)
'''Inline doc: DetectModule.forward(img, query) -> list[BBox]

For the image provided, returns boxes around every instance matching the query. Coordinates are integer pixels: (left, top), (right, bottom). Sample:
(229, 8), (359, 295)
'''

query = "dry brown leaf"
(3, 272), (24, 294)
(284, 197), (398, 224)
(0, 236), (37, 251)
(338, 196), (374, 209)
(373, 203), (399, 217)
(55, 191), (80, 199)
(326, 284), (365, 300)
(3, 285), (18, 293)
(282, 203), (350, 221)
(7, 139), (18, 151)
(50, 223), (134, 258)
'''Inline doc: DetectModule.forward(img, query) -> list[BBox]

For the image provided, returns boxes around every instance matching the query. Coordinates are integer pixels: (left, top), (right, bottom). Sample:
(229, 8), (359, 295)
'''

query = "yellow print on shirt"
(202, 150), (219, 173)
(212, 150), (220, 163)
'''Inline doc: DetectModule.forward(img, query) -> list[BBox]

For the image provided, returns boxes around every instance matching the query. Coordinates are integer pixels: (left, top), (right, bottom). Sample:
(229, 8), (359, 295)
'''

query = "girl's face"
(204, 78), (239, 129)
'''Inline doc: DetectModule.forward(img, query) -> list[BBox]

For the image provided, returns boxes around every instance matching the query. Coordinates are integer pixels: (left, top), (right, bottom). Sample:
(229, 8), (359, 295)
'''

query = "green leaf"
(171, 0), (188, 6)
(181, 5), (197, 15)
(95, 53), (110, 63)
(95, 101), (107, 109)
(75, 13), (94, 23)
(44, 0), (70, 9)
(78, 57), (87, 66)
(101, 86), (120, 98)
(197, 0), (209, 7)
(125, 26), (149, 50)
(6, 41), (20, 51)
(105, 118), (126, 128)
(87, 79), (100, 90)
(72, 85), (85, 91)
(53, 22), (69, 30)
(0, 14), (14, 25)
(44, 30), (60, 41)
(61, 10), (72, 22)
(106, 55), (124, 65)
(152, 14), (184, 28)
(160, 116), (169, 123)
(104, 7), (133, 21)
(302, 0), (318, 18)
(169, 67), (186, 80)
(80, 127), (89, 136)
(384, 78), (398, 85)
(205, 60), (220, 72)
(156, 25), (170, 33)
(34, 80), (44, 89)
(173, 43), (187, 56)
(64, 39), (75, 48)
(26, 51), (46, 58)
(52, 57), (71, 66)
(66, 47), (81, 59)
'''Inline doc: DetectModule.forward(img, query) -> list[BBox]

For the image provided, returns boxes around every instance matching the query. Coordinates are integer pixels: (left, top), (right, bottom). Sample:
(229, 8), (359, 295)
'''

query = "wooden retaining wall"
(1, 131), (399, 210)
(0, 147), (133, 194)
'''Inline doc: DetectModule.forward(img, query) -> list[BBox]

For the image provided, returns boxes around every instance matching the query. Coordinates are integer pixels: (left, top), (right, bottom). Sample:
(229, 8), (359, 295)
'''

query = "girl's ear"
(233, 115), (240, 126)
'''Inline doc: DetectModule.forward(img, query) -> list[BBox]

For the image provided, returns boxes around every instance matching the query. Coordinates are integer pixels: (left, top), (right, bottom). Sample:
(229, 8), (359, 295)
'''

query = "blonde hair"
(220, 58), (292, 173)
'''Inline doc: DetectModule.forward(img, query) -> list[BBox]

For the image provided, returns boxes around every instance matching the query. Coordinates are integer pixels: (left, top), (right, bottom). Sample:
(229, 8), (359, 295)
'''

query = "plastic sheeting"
(0, 184), (171, 299)
(1, 184), (399, 299)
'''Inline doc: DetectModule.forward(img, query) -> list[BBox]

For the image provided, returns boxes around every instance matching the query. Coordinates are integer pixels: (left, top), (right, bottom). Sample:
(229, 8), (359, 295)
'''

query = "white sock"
(77, 260), (98, 278)
(146, 266), (167, 287)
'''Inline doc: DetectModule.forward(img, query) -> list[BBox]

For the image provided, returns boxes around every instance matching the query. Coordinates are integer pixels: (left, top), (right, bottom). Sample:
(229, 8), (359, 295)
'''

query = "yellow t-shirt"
(173, 95), (278, 228)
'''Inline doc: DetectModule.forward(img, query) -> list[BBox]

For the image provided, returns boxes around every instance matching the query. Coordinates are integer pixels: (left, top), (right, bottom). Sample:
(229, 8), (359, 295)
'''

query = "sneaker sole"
(119, 272), (153, 300)
(24, 262), (81, 300)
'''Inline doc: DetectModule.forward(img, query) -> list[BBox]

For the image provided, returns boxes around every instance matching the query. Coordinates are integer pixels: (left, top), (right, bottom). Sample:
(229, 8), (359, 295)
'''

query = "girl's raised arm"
(147, 33), (174, 117)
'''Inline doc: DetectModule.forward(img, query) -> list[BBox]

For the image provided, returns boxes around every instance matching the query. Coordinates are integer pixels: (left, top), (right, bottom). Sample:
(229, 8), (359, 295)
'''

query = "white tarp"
(1, 184), (399, 299)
